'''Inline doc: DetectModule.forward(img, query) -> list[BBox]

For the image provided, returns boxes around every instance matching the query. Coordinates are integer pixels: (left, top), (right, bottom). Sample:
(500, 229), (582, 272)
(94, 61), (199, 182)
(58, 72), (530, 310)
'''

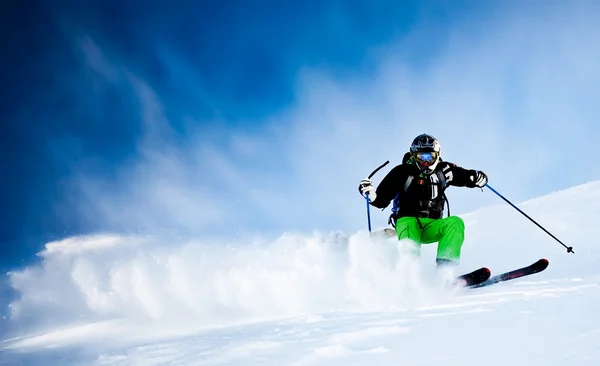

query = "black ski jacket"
(369, 153), (481, 220)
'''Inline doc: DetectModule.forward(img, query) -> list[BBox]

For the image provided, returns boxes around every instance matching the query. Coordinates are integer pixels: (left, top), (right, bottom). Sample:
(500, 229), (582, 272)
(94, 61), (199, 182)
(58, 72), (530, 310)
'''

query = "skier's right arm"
(359, 165), (406, 209)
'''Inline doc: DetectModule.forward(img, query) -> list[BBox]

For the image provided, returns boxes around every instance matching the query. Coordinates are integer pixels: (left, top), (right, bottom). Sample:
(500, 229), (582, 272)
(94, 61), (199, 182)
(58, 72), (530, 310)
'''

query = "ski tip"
(538, 258), (549, 269)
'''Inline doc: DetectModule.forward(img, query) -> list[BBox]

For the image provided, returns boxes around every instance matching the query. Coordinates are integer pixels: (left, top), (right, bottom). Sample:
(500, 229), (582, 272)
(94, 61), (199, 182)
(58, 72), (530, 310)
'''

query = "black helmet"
(410, 133), (441, 175)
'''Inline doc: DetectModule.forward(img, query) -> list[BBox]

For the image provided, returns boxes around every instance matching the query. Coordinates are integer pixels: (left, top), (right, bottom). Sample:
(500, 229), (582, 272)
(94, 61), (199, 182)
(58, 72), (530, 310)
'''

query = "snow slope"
(1, 181), (600, 365)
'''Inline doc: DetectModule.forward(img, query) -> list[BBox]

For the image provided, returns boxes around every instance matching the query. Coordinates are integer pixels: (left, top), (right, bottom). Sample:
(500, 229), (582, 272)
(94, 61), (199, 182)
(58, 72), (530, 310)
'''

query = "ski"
(468, 258), (549, 289)
(456, 267), (491, 287)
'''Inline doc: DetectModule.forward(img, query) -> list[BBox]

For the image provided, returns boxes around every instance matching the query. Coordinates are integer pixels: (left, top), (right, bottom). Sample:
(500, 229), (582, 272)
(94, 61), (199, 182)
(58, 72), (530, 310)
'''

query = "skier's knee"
(446, 216), (465, 231)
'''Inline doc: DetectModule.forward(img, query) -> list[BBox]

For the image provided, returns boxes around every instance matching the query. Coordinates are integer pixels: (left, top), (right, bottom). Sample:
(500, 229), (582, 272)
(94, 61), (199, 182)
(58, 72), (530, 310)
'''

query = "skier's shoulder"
(439, 160), (477, 175)
(436, 160), (477, 184)
(381, 159), (412, 182)
(438, 159), (461, 171)
(386, 163), (408, 177)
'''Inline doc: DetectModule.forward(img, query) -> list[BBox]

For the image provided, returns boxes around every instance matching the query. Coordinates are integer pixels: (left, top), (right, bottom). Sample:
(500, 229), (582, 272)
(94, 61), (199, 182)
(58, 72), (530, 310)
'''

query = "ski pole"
(485, 184), (574, 254)
(366, 192), (372, 232)
(364, 160), (390, 232)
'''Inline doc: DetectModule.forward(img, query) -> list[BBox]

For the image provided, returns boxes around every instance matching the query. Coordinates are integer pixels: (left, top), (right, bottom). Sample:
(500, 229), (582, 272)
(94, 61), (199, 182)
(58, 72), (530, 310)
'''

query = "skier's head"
(410, 133), (441, 175)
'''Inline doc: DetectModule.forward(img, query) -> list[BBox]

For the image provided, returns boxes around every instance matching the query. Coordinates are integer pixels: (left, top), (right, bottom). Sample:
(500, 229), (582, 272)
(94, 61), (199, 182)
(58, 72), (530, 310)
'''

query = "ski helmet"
(409, 133), (441, 175)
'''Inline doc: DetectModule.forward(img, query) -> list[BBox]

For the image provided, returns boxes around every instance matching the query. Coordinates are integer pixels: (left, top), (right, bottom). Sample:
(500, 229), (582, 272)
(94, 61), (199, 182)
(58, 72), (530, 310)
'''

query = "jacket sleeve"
(443, 162), (480, 188)
(369, 165), (406, 208)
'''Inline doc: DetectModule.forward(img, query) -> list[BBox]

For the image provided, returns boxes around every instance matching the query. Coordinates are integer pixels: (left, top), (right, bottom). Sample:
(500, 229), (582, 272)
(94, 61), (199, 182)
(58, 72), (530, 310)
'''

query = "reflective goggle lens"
(414, 152), (438, 166)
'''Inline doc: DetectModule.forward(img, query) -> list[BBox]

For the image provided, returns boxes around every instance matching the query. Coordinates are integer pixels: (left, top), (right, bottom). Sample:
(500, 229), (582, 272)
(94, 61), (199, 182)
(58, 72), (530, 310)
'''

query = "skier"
(358, 133), (488, 267)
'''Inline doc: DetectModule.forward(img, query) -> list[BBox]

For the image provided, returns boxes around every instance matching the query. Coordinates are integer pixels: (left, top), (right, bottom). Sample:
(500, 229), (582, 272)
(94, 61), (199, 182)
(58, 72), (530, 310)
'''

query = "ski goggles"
(413, 151), (438, 166)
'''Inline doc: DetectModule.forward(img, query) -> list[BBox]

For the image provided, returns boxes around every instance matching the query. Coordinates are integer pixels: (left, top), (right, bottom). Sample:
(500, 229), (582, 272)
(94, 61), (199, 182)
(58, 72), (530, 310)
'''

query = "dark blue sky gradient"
(0, 0), (488, 269)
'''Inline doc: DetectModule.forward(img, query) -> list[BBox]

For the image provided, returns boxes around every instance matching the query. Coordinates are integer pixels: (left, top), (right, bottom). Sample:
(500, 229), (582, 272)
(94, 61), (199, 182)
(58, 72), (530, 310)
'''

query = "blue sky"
(2, 0), (600, 271)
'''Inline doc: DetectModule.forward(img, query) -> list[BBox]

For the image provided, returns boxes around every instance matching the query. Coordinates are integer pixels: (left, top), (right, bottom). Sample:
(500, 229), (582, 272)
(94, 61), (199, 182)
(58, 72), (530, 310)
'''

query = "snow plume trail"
(3, 231), (459, 349)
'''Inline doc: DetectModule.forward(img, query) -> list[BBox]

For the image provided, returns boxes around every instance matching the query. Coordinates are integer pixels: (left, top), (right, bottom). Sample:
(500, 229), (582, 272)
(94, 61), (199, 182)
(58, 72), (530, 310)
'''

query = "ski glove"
(358, 178), (377, 200)
(472, 171), (488, 188)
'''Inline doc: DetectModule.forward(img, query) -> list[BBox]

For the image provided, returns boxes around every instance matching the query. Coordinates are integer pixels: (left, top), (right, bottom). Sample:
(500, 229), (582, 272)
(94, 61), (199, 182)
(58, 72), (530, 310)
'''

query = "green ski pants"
(394, 216), (465, 262)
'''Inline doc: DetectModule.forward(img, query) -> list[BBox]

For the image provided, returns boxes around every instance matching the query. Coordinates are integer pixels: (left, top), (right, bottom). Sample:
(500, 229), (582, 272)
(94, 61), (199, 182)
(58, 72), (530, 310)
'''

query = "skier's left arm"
(442, 163), (488, 188)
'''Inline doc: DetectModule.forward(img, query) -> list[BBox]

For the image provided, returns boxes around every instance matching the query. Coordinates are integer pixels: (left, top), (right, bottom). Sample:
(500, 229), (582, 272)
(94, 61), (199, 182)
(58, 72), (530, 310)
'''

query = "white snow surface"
(2, 181), (600, 365)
